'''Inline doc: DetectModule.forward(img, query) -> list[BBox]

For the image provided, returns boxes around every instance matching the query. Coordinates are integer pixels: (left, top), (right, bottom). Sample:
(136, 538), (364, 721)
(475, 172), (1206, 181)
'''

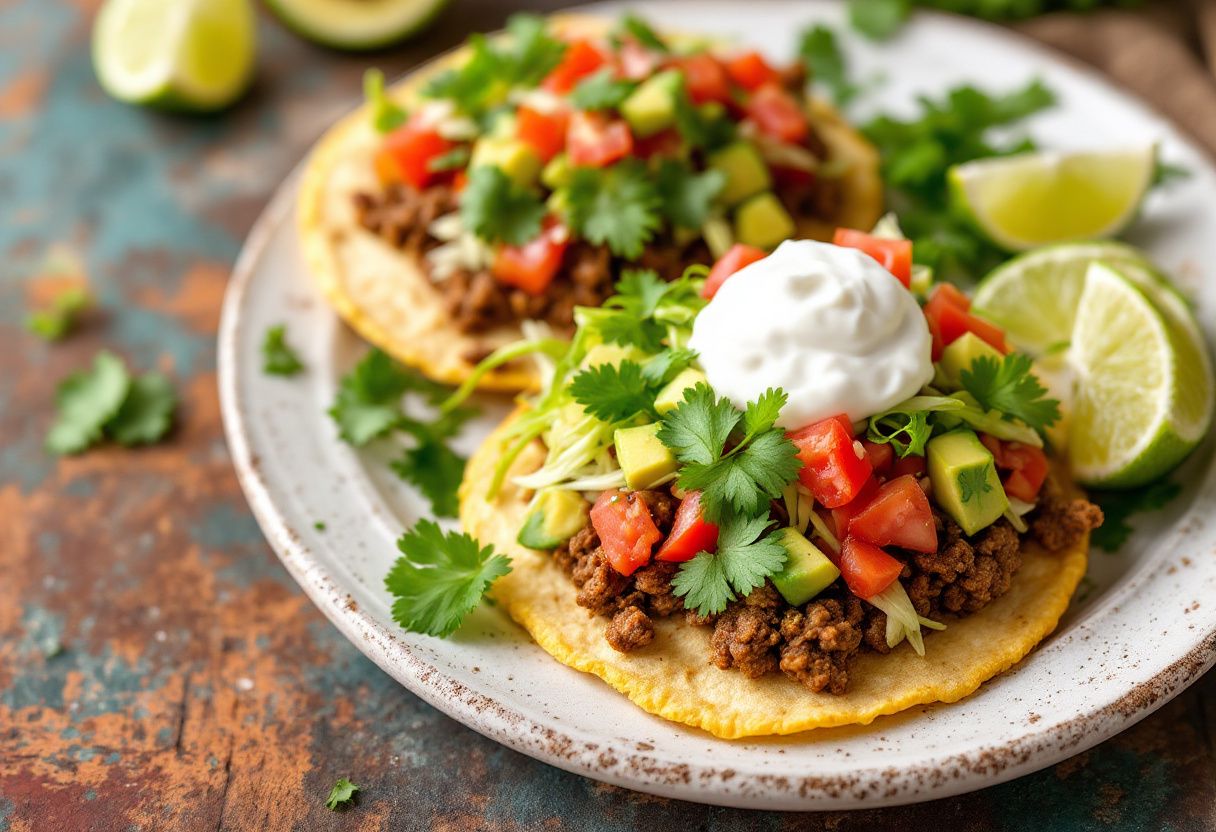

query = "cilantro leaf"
(595, 312), (665, 353)
(959, 353), (1061, 430)
(674, 92), (736, 151)
(325, 778), (360, 811)
(391, 435), (466, 517)
(570, 68), (636, 110)
(743, 388), (786, 439)
(427, 146), (471, 173)
(106, 373), (176, 446)
(461, 166), (546, 246)
(385, 520), (511, 637)
(26, 286), (90, 342)
(423, 35), (501, 115)
(657, 383), (740, 467)
(798, 26), (858, 107)
(671, 551), (732, 616)
(656, 160), (725, 230)
(618, 13), (669, 53)
(328, 349), (415, 446)
(501, 13), (568, 88)
(261, 324), (304, 376)
(46, 351), (131, 455)
(867, 409), (931, 457)
(565, 161), (663, 259)
(1090, 479), (1181, 552)
(672, 512), (788, 616)
(641, 347), (698, 386)
(609, 269), (669, 317)
(364, 69), (406, 133)
(848, 0), (911, 41)
(1152, 159), (1191, 189)
(569, 360), (657, 423)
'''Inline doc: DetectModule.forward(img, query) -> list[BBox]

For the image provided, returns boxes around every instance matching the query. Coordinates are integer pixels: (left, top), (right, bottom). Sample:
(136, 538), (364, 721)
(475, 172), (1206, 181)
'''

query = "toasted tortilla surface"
(459, 408), (1090, 739)
(298, 14), (884, 392)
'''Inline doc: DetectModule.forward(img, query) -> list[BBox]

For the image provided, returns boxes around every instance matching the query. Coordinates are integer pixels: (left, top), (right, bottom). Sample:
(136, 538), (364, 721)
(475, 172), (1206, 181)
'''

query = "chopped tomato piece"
(981, 435), (1049, 502)
(830, 477), (880, 541)
(923, 285), (1008, 355)
(702, 243), (767, 299)
(891, 453), (927, 480)
(378, 123), (455, 190)
(829, 413), (856, 438)
(491, 222), (570, 295)
(839, 537), (904, 599)
(566, 111), (634, 168)
(516, 105), (569, 162)
(862, 439), (894, 475)
(788, 415), (873, 509)
(849, 475), (938, 553)
(745, 83), (808, 144)
(832, 228), (913, 288)
(656, 491), (720, 563)
(679, 53), (731, 104)
(543, 39), (606, 93)
(590, 489), (662, 576)
(725, 51), (781, 91)
(934, 281), (971, 311)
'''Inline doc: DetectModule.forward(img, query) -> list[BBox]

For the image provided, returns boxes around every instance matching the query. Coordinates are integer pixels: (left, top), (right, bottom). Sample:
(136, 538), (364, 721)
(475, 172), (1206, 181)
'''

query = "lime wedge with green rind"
(92, 0), (256, 112)
(948, 146), (1156, 252)
(266, 0), (449, 51)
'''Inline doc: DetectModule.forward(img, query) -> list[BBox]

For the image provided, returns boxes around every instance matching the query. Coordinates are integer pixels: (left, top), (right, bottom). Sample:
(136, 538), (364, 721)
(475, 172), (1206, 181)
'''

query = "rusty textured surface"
(2, 1), (1216, 829)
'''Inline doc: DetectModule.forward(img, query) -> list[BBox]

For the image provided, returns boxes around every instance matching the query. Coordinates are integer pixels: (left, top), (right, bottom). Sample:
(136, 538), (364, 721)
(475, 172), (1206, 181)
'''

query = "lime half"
(92, 0), (256, 112)
(1069, 263), (1207, 487)
(266, 0), (449, 51)
(949, 146), (1156, 251)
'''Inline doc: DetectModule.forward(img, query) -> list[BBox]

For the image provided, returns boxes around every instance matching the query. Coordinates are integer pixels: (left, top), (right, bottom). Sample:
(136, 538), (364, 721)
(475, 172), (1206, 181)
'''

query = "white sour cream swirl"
(689, 240), (934, 428)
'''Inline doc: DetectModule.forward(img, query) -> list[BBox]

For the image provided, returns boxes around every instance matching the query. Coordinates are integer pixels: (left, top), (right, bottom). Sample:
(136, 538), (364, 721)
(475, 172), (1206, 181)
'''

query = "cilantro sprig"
(672, 512), (788, 617)
(569, 361), (657, 423)
(570, 68), (636, 111)
(959, 353), (1061, 431)
(564, 160), (663, 259)
(46, 351), (177, 455)
(461, 166), (547, 246)
(385, 521), (511, 637)
(261, 324), (305, 377)
(325, 778), (360, 811)
(656, 160), (725, 230)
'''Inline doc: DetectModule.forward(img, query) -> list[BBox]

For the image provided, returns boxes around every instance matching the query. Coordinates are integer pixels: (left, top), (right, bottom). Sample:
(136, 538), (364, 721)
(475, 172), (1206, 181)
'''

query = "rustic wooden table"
(2, 1), (1215, 829)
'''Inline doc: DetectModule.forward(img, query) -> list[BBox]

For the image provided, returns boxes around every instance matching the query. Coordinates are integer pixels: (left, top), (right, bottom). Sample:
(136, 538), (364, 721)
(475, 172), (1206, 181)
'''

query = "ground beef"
(778, 597), (866, 694)
(1033, 493), (1104, 552)
(905, 513), (1022, 617)
(605, 606), (655, 653)
(574, 551), (634, 616)
(710, 584), (783, 678)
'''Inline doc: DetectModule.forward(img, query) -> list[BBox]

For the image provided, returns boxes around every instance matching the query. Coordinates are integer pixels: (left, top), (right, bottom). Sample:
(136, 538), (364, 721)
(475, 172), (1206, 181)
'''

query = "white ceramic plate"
(218, 0), (1216, 809)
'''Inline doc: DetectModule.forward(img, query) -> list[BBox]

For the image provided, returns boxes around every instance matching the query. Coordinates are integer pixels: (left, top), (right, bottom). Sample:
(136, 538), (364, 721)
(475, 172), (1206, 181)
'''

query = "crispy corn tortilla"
(298, 14), (883, 392)
(460, 408), (1090, 739)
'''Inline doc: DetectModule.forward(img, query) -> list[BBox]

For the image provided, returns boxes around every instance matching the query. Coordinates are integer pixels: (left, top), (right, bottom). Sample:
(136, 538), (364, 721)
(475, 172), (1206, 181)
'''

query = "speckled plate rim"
(218, 1), (1216, 810)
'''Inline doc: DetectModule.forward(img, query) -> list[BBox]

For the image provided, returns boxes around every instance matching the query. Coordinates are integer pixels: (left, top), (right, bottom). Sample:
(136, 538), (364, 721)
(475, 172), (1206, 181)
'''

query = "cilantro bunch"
(46, 351), (177, 455)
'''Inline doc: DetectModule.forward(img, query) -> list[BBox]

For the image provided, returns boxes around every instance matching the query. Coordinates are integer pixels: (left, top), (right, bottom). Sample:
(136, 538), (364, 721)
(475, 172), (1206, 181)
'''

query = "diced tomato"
(829, 413), (856, 438)
(590, 489), (662, 576)
(566, 111), (634, 168)
(923, 284), (1008, 355)
(656, 491), (720, 563)
(849, 475), (938, 554)
(830, 476), (880, 541)
(839, 537), (904, 599)
(679, 53), (731, 104)
(452, 169), (469, 192)
(725, 51), (781, 91)
(979, 433), (1006, 465)
(633, 128), (684, 160)
(891, 453), (927, 480)
(934, 281), (971, 312)
(516, 105), (569, 162)
(617, 39), (662, 80)
(788, 416), (873, 509)
(832, 228), (913, 288)
(862, 440), (894, 475)
(981, 435), (1049, 502)
(491, 221), (570, 295)
(745, 83), (808, 144)
(377, 123), (455, 190)
(702, 243), (767, 299)
(543, 39), (606, 93)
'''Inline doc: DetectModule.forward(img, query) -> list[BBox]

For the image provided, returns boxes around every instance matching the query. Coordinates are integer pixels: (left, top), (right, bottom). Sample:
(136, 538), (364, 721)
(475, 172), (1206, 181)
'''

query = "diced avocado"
(939, 332), (1004, 388)
(620, 69), (683, 138)
(927, 430), (1009, 536)
(734, 192), (796, 251)
(470, 137), (541, 187)
(615, 423), (678, 490)
(581, 342), (647, 369)
(541, 152), (572, 189)
(709, 141), (771, 206)
(771, 528), (841, 606)
(517, 488), (590, 550)
(654, 367), (707, 415)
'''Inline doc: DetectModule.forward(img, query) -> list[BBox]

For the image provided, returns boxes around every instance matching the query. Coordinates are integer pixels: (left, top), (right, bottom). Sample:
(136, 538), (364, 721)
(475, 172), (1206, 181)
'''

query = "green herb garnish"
(261, 324), (305, 377)
(46, 351), (177, 455)
(461, 166), (547, 246)
(569, 68), (636, 110)
(656, 160), (726, 230)
(364, 69), (406, 133)
(959, 353), (1061, 431)
(26, 286), (90, 342)
(672, 512), (788, 616)
(564, 160), (663, 259)
(325, 777), (360, 811)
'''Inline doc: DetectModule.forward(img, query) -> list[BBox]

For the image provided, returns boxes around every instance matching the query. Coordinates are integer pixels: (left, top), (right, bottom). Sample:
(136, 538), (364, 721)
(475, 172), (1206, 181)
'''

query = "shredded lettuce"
(867, 581), (944, 656)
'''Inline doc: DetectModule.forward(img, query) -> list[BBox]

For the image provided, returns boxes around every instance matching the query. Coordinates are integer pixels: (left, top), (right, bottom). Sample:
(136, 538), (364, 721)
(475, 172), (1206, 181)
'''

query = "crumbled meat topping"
(606, 606), (655, 653)
(710, 584), (783, 678)
(1033, 494), (1104, 552)
(778, 597), (865, 694)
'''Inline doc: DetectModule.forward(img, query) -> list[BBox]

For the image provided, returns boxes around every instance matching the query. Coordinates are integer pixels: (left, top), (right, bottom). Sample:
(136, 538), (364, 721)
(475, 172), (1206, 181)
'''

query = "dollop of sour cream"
(689, 240), (934, 429)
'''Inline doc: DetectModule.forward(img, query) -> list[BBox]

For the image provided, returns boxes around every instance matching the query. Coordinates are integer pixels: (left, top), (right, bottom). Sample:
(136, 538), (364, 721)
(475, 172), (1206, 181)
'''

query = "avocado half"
(266, 0), (449, 51)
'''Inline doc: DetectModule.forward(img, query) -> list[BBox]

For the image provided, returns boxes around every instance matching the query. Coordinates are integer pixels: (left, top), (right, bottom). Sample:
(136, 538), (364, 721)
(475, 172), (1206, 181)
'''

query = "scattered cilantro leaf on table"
(329, 349), (417, 445)
(46, 351), (130, 455)
(1090, 479), (1182, 552)
(849, 0), (911, 40)
(106, 373), (177, 446)
(959, 353), (1061, 431)
(569, 360), (657, 423)
(363, 69), (406, 134)
(325, 777), (360, 811)
(390, 435), (467, 518)
(261, 324), (304, 376)
(564, 161), (662, 259)
(656, 160), (725, 230)
(570, 68), (636, 110)
(461, 166), (546, 246)
(26, 286), (90, 342)
(385, 520), (511, 637)
(672, 512), (788, 616)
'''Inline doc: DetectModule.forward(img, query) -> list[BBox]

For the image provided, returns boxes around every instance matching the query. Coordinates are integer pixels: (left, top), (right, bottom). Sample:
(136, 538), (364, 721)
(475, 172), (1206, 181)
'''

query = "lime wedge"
(948, 146), (1156, 251)
(266, 0), (449, 51)
(92, 0), (256, 112)
(1069, 263), (1206, 487)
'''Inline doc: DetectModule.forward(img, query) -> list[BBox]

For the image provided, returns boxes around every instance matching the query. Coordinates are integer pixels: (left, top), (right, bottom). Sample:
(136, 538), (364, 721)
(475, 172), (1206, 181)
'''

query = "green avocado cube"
(541, 152), (572, 189)
(927, 429), (1009, 536)
(709, 141), (771, 206)
(734, 192), (796, 250)
(615, 423), (678, 490)
(654, 367), (707, 415)
(581, 342), (647, 369)
(470, 136), (541, 187)
(771, 528), (841, 606)
(620, 69), (683, 138)
(517, 488), (590, 550)
(938, 332), (1004, 389)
